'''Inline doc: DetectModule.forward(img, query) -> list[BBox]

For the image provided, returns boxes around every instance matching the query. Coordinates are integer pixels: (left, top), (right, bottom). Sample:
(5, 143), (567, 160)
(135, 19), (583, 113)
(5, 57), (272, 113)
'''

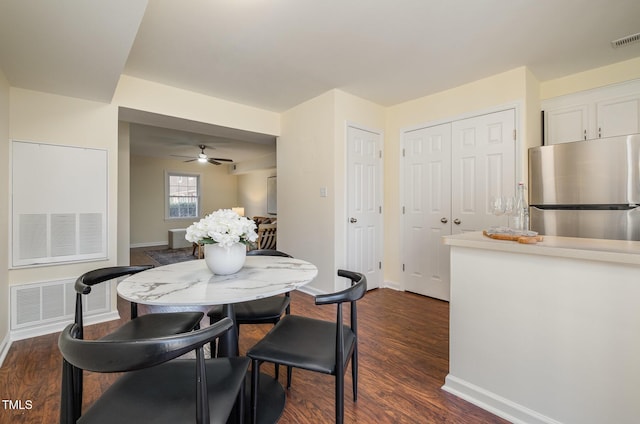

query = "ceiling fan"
(172, 144), (233, 165)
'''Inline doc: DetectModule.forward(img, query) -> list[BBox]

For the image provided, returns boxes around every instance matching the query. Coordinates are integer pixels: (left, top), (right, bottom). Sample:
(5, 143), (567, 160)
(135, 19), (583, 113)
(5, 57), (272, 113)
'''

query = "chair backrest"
(247, 249), (294, 312)
(315, 269), (366, 378)
(315, 270), (367, 306)
(59, 317), (233, 373)
(74, 265), (153, 337)
(59, 317), (234, 424)
(253, 216), (276, 226)
(247, 249), (292, 258)
(257, 223), (277, 250)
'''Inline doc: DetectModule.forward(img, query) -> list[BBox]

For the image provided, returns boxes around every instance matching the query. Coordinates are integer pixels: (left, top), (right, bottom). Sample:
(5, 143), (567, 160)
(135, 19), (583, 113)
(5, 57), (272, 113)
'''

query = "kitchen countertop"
(443, 231), (640, 266)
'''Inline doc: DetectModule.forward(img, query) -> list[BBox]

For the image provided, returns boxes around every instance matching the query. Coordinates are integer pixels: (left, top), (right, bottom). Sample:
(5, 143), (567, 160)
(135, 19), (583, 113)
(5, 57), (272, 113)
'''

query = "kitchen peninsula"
(442, 232), (640, 424)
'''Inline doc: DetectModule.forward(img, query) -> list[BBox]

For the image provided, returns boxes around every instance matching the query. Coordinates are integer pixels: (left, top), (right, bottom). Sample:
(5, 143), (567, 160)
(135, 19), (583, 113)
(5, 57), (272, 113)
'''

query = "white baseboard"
(296, 285), (323, 297)
(442, 375), (562, 424)
(382, 279), (402, 291)
(130, 241), (167, 248)
(0, 333), (11, 368)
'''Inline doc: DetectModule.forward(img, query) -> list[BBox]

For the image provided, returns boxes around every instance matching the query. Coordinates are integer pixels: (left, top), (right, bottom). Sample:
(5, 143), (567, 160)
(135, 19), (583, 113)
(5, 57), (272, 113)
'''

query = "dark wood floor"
(0, 248), (509, 423)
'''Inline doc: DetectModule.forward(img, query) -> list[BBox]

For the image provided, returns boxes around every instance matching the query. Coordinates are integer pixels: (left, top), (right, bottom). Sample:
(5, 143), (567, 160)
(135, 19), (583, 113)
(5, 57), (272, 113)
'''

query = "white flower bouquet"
(185, 209), (258, 249)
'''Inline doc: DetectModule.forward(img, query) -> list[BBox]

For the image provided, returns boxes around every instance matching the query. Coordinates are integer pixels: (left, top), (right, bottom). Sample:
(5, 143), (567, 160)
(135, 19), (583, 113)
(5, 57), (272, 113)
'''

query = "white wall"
(118, 122), (132, 264)
(540, 57), (640, 100)
(237, 169), (277, 219)
(8, 88), (119, 287)
(114, 75), (280, 137)
(279, 89), (385, 293)
(0, 68), (10, 357)
(279, 91), (336, 292)
(115, 75), (282, 250)
(129, 154), (239, 246)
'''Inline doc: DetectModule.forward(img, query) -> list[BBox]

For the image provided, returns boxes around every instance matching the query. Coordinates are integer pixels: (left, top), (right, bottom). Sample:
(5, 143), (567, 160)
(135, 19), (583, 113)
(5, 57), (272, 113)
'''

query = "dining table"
(117, 255), (318, 424)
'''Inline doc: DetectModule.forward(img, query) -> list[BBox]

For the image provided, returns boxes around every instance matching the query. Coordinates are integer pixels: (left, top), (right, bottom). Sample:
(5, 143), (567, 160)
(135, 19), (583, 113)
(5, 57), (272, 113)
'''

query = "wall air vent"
(611, 32), (640, 48)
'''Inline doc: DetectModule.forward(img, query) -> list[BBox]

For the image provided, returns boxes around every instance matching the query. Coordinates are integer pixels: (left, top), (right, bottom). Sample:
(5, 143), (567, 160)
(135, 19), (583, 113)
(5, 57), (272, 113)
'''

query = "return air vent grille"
(611, 32), (640, 48)
(11, 278), (111, 331)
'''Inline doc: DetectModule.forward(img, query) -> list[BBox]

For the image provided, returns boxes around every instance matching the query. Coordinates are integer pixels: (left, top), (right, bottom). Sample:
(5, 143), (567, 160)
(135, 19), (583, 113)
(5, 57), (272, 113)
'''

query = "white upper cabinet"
(543, 79), (640, 145)
(546, 104), (589, 144)
(596, 94), (640, 138)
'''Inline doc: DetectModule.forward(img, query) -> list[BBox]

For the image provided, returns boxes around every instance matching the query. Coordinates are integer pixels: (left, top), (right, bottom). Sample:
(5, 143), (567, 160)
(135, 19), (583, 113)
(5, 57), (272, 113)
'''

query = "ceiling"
(1, 0), (639, 162)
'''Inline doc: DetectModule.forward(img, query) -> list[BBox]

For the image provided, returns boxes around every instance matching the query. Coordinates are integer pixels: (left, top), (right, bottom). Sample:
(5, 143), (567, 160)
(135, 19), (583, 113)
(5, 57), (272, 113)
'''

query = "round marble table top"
(117, 256), (318, 306)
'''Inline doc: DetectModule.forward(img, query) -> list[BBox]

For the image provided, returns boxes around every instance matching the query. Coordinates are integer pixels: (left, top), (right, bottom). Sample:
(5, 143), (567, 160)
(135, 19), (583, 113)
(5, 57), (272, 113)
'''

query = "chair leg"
(336, 372), (344, 424)
(286, 365), (293, 389)
(209, 316), (218, 358)
(236, 380), (245, 424)
(352, 346), (358, 401)
(60, 359), (77, 424)
(251, 359), (261, 424)
(272, 321), (280, 380)
(73, 366), (82, 421)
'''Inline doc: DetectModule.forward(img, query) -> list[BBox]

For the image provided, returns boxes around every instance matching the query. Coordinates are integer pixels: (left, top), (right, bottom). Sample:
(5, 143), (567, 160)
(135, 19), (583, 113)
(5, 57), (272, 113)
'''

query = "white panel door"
(402, 123), (452, 300)
(451, 109), (516, 234)
(402, 109), (516, 301)
(347, 125), (382, 289)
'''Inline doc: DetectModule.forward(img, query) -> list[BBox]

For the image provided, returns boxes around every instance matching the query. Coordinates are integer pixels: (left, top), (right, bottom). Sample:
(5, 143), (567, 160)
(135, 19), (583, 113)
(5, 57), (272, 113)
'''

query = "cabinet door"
(596, 95), (640, 138)
(545, 104), (589, 144)
(451, 109), (516, 234)
(402, 123), (451, 300)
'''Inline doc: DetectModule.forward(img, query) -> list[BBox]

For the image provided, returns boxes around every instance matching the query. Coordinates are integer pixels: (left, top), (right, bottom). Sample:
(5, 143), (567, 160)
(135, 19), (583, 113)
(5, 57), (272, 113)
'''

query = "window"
(166, 172), (200, 219)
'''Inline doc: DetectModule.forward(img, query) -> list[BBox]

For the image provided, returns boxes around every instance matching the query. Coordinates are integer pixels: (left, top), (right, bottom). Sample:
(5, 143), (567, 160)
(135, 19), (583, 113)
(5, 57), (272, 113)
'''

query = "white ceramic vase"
(204, 242), (246, 275)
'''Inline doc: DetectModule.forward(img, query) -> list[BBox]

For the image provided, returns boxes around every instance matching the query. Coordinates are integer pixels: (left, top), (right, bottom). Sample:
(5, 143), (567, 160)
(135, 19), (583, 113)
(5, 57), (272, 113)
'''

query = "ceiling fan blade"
(207, 158), (222, 165)
(210, 158), (233, 162)
(171, 154), (195, 159)
(184, 158), (197, 162)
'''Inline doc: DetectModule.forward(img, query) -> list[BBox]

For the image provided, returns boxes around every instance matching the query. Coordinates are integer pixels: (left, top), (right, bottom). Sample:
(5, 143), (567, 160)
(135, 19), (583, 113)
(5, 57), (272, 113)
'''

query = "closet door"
(451, 109), (516, 235)
(402, 108), (516, 301)
(402, 123), (451, 300)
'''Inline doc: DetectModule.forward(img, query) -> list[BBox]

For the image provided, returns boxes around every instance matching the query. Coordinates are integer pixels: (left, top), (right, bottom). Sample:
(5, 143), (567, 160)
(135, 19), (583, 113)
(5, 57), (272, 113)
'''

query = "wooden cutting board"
(482, 230), (543, 244)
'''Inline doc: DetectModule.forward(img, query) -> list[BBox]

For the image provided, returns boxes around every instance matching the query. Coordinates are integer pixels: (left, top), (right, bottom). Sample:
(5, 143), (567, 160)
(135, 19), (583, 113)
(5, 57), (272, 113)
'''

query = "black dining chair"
(70, 265), (205, 420)
(207, 250), (293, 367)
(59, 316), (249, 424)
(246, 269), (367, 424)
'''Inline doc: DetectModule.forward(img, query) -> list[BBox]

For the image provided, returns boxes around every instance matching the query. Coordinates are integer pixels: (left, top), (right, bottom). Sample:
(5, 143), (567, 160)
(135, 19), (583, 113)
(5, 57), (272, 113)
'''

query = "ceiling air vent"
(611, 32), (640, 48)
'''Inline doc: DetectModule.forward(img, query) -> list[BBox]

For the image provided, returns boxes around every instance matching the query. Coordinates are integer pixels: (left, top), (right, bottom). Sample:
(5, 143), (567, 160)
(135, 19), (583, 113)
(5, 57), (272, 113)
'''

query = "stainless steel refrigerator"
(528, 133), (640, 241)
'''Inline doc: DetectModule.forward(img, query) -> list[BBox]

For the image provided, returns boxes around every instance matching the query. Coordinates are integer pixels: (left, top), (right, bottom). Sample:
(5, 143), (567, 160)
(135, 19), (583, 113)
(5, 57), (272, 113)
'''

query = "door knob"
(453, 218), (461, 225)
(350, 217), (358, 223)
(440, 217), (448, 224)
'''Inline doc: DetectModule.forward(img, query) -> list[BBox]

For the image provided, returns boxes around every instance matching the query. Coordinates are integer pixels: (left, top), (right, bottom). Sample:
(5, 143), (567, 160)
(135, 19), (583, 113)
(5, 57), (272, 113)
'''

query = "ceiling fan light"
(197, 156), (207, 163)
